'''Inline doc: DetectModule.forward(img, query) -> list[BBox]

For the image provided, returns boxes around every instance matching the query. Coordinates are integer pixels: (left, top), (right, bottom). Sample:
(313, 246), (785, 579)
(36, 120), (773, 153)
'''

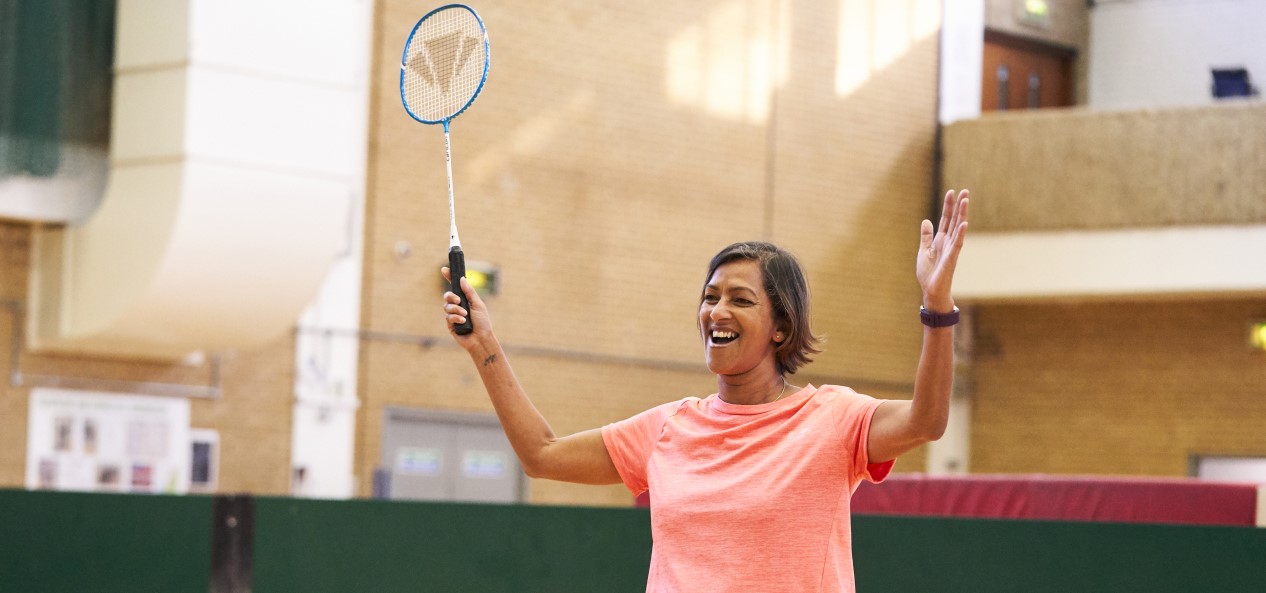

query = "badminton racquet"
(400, 3), (490, 335)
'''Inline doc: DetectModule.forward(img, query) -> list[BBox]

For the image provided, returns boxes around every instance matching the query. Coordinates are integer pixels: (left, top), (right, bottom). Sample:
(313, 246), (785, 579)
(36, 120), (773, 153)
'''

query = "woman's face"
(699, 259), (781, 377)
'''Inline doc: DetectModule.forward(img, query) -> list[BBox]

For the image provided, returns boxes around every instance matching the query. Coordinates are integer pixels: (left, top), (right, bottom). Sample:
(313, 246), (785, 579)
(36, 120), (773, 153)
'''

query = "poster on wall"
(25, 388), (191, 494)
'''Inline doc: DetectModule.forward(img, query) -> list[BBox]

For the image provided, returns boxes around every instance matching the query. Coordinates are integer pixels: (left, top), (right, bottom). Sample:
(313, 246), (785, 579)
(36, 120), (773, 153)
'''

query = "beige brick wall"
(0, 0), (940, 503)
(10, 0), (1254, 507)
(971, 299), (1266, 475)
(4, 0), (1154, 499)
(0, 222), (295, 495)
(360, 0), (943, 503)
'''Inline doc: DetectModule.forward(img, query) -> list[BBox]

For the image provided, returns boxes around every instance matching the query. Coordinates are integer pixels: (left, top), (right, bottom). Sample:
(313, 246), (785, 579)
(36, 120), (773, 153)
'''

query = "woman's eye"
(734, 298), (753, 306)
(703, 295), (719, 304)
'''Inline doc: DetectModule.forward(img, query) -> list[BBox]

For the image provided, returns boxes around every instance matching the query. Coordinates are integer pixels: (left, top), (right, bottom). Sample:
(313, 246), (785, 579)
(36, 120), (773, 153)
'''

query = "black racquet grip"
(448, 246), (474, 335)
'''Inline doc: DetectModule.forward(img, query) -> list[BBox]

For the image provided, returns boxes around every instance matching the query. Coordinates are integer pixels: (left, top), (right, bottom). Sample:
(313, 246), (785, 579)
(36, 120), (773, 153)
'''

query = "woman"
(441, 190), (969, 592)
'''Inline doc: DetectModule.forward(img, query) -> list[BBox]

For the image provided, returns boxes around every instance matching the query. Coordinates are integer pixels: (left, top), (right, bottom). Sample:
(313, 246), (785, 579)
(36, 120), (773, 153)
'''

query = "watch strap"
(920, 306), (960, 328)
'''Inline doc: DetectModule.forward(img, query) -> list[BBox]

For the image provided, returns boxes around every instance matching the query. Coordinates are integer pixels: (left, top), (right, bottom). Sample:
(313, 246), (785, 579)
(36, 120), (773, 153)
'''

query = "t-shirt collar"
(708, 383), (816, 415)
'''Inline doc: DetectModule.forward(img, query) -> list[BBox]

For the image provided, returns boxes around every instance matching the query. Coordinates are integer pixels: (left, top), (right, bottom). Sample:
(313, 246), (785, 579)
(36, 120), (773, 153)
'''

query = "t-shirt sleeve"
(828, 386), (895, 486)
(600, 400), (682, 496)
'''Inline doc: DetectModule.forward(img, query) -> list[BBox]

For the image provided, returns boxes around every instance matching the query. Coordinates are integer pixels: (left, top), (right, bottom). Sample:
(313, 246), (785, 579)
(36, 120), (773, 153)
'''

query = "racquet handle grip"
(449, 246), (474, 335)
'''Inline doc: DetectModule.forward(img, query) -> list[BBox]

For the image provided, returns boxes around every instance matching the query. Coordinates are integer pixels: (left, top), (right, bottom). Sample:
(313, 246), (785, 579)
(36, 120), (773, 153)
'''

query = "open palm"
(916, 189), (969, 310)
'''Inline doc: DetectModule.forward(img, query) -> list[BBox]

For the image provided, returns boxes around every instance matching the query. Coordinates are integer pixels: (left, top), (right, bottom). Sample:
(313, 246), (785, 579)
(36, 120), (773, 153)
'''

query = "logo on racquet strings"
(408, 32), (481, 95)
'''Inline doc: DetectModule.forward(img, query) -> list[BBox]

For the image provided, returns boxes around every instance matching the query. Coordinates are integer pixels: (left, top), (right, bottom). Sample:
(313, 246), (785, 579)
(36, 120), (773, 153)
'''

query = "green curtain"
(0, 0), (114, 178)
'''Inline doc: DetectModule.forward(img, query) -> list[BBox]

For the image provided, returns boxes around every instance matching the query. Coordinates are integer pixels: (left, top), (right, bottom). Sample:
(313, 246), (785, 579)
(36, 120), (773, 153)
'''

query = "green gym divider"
(251, 497), (653, 593)
(5, 489), (1266, 592)
(0, 489), (213, 593)
(853, 514), (1266, 593)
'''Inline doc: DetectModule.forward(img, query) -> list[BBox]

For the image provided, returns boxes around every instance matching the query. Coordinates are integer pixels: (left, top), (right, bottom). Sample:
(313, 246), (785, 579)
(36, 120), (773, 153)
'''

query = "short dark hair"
(702, 242), (821, 375)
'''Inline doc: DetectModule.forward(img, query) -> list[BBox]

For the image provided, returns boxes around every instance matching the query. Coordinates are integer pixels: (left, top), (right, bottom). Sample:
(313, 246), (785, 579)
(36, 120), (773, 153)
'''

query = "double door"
(982, 31), (1073, 111)
(381, 408), (523, 503)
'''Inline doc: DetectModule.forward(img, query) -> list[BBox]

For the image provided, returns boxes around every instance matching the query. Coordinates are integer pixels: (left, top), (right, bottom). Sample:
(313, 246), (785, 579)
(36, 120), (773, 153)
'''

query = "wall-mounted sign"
(396, 447), (442, 475)
(25, 388), (191, 494)
(1016, 0), (1051, 30)
(462, 450), (507, 479)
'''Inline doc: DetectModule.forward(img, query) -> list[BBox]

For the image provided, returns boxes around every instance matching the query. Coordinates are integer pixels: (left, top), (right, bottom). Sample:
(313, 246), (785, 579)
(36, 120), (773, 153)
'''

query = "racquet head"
(399, 4), (490, 127)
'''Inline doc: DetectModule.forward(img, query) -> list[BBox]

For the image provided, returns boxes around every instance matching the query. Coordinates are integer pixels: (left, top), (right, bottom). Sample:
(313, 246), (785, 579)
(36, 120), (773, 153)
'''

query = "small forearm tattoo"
(482, 354), (498, 367)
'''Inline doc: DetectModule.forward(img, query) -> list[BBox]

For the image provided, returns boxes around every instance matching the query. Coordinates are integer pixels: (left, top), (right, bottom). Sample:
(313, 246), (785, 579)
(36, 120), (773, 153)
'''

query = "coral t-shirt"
(601, 384), (893, 593)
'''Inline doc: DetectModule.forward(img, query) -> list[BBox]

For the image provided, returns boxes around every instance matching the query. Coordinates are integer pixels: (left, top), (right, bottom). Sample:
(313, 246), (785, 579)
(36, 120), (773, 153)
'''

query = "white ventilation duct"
(27, 0), (362, 360)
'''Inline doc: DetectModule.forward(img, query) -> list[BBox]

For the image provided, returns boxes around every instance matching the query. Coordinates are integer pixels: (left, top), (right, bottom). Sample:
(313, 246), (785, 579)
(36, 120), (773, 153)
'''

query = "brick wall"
(971, 299), (1266, 475)
(0, 0), (1253, 504)
(12, 0), (1251, 506)
(360, 0), (943, 503)
(2, 0), (964, 502)
(0, 222), (295, 494)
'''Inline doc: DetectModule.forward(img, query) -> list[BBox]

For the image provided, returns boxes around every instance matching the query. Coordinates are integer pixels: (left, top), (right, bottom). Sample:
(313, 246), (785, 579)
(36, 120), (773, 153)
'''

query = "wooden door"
(982, 30), (1074, 111)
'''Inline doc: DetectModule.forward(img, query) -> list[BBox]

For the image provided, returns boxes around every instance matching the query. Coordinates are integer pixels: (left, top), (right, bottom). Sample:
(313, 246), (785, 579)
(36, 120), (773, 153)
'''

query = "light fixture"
(443, 260), (500, 296)
(1250, 320), (1266, 351)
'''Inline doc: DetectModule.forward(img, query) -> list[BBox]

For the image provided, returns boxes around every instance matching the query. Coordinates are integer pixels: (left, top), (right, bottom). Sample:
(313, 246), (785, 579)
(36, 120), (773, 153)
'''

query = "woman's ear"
(776, 320), (793, 343)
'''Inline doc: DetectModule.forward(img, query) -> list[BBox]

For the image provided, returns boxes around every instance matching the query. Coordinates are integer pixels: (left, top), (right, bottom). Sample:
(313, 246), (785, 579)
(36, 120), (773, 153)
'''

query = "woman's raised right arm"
(442, 269), (621, 485)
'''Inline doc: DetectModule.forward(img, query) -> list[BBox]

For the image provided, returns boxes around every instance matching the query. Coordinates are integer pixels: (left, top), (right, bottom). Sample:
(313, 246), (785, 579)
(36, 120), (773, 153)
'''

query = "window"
(190, 429), (220, 493)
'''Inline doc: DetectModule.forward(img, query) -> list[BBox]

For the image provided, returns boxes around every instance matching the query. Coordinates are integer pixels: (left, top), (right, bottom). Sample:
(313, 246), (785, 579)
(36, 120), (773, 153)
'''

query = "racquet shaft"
(445, 124), (461, 249)
(444, 124), (472, 335)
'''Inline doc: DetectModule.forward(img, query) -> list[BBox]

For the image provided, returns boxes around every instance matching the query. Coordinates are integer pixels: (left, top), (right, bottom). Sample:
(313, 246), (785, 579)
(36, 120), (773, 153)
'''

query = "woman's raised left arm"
(868, 189), (969, 463)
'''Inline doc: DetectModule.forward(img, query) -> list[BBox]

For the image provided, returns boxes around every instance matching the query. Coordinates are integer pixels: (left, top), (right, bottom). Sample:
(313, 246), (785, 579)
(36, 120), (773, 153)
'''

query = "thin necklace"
(771, 380), (789, 403)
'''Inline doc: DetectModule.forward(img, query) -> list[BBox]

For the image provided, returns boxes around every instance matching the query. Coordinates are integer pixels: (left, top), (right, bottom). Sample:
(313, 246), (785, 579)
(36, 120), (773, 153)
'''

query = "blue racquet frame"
(399, 3), (490, 131)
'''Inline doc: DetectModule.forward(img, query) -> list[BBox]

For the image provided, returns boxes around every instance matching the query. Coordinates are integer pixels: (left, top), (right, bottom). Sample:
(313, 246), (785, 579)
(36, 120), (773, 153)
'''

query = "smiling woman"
(437, 189), (969, 593)
(699, 241), (820, 382)
(701, 260), (783, 376)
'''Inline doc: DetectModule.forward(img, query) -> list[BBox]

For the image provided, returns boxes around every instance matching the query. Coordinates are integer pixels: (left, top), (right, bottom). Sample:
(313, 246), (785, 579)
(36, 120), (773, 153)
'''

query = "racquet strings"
(402, 8), (488, 122)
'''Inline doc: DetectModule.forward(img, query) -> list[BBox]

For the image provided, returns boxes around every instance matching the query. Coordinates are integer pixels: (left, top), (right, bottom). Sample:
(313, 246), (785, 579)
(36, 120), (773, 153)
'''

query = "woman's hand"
(442, 267), (494, 350)
(916, 189), (969, 312)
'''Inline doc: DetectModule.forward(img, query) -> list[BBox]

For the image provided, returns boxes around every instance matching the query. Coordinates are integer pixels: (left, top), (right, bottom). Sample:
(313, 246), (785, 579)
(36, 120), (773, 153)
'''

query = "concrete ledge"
(956, 225), (1266, 302)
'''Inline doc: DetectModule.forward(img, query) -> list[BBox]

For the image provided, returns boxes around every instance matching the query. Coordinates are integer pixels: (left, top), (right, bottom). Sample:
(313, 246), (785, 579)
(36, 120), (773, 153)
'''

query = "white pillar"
(939, 0), (984, 125)
(285, 0), (372, 499)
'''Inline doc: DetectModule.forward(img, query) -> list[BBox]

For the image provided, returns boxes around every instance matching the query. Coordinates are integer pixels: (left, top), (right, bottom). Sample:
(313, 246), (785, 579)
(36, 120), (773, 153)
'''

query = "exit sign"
(1016, 0), (1052, 29)
(1251, 320), (1266, 351)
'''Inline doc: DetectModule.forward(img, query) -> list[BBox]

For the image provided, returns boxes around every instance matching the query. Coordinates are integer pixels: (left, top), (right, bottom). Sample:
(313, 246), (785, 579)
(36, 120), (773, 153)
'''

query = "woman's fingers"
(937, 190), (955, 236)
(440, 266), (469, 325)
(935, 195), (970, 278)
(443, 295), (467, 319)
(920, 219), (935, 260)
(938, 191), (970, 251)
(952, 190), (968, 230)
(459, 275), (485, 311)
(947, 194), (969, 251)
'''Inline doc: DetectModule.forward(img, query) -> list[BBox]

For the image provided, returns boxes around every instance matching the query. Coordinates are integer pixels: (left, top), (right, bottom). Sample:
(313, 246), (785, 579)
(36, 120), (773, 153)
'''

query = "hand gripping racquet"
(400, 4), (490, 335)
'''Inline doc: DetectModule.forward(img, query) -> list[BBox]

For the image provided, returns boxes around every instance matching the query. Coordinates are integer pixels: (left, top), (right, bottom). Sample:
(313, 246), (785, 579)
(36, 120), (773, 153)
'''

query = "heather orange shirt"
(601, 384), (893, 593)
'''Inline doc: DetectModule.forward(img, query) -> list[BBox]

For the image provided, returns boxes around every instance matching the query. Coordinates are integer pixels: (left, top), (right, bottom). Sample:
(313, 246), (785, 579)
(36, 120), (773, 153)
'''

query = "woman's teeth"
(711, 330), (738, 344)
